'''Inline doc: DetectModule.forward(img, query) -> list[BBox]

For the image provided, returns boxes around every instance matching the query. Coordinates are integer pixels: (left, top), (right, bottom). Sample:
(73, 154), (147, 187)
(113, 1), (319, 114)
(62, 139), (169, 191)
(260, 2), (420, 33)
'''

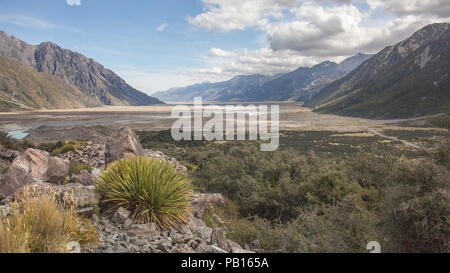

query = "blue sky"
(0, 0), (448, 94)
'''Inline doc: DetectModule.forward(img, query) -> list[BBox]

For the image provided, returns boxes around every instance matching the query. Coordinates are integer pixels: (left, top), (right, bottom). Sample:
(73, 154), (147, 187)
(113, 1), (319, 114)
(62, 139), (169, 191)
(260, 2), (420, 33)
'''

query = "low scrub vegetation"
(140, 130), (449, 253)
(0, 133), (84, 156)
(96, 157), (194, 230)
(0, 188), (97, 253)
(428, 112), (450, 130)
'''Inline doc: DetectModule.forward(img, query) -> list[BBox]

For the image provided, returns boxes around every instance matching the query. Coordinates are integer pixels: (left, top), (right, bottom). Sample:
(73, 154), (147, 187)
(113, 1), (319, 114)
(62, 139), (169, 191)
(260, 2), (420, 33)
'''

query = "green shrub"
(255, 202), (382, 253)
(50, 141), (83, 156)
(383, 156), (450, 252)
(204, 200), (382, 253)
(428, 113), (450, 130)
(138, 129), (449, 252)
(182, 162), (199, 171)
(430, 137), (450, 169)
(96, 157), (194, 230)
(37, 141), (64, 153)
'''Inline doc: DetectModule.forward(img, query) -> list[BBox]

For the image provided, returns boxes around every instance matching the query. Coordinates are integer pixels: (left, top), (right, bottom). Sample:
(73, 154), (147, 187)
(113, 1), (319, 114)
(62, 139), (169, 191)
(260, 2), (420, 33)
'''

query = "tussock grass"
(0, 188), (97, 253)
(96, 157), (194, 230)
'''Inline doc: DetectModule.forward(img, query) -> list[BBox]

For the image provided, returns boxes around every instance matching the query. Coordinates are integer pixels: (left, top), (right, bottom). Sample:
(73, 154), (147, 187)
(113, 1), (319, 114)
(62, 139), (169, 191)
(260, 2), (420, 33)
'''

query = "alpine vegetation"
(96, 157), (194, 230)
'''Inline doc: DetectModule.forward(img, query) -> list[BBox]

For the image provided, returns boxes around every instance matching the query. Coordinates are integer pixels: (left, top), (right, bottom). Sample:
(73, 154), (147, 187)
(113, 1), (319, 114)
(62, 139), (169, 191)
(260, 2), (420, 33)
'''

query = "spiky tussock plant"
(96, 157), (194, 230)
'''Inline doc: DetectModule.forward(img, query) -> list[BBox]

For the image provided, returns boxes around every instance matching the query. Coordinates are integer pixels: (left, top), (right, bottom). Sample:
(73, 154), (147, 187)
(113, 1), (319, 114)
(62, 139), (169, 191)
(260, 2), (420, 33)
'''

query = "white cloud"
(66, 0), (81, 6)
(370, 0), (450, 18)
(187, 47), (343, 83)
(184, 0), (450, 83)
(156, 23), (168, 32)
(188, 0), (298, 31)
(208, 48), (238, 57)
(267, 2), (450, 56)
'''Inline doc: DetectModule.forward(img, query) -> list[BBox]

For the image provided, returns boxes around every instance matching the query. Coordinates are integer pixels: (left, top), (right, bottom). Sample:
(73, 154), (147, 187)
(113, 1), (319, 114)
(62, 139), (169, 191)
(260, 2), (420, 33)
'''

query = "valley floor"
(0, 103), (446, 148)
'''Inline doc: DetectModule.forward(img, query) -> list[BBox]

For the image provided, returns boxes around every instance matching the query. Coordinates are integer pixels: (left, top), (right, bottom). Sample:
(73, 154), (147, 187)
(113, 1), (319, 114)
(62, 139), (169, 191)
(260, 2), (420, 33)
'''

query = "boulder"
(57, 183), (101, 208)
(105, 127), (144, 163)
(191, 193), (226, 219)
(188, 218), (213, 243)
(46, 157), (70, 184)
(210, 228), (230, 252)
(71, 170), (96, 186)
(111, 207), (131, 224)
(144, 149), (188, 173)
(0, 149), (69, 199)
(91, 168), (103, 180)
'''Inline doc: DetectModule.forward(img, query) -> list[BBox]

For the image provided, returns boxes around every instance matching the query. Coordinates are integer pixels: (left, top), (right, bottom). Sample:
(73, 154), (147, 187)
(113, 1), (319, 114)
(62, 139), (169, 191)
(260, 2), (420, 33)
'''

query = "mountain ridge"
(153, 53), (372, 102)
(0, 31), (164, 108)
(0, 55), (98, 111)
(308, 23), (450, 119)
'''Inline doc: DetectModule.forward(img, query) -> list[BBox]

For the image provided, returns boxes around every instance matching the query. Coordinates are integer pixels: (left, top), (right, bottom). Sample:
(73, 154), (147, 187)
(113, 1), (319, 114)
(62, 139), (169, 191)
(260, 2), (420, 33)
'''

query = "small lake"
(7, 130), (29, 140)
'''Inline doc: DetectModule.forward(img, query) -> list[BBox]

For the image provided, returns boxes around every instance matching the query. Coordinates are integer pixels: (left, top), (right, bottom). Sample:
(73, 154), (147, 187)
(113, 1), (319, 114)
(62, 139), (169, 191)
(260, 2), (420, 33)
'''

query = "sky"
(0, 0), (449, 95)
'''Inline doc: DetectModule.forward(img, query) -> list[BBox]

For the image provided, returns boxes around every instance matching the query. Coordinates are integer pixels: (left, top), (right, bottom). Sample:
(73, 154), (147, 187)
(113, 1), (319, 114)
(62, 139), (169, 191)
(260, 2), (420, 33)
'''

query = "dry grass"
(0, 188), (97, 253)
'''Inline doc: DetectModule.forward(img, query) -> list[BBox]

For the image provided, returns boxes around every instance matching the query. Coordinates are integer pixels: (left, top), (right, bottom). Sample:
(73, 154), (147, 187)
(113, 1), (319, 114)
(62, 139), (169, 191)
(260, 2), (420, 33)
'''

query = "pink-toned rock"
(71, 170), (96, 186)
(105, 127), (144, 163)
(0, 149), (69, 199)
(46, 156), (70, 184)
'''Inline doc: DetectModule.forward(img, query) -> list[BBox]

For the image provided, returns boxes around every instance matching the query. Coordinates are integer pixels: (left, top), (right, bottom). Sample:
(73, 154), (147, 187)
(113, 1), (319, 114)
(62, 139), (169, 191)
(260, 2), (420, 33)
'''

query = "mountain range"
(153, 53), (373, 102)
(154, 23), (449, 119)
(307, 23), (449, 118)
(0, 23), (448, 118)
(0, 31), (163, 111)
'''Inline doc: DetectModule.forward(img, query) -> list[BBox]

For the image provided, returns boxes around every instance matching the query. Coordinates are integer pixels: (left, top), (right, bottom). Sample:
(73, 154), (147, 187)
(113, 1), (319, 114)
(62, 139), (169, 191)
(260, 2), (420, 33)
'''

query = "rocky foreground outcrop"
(0, 149), (69, 200)
(0, 127), (252, 253)
(58, 128), (186, 172)
(84, 196), (253, 253)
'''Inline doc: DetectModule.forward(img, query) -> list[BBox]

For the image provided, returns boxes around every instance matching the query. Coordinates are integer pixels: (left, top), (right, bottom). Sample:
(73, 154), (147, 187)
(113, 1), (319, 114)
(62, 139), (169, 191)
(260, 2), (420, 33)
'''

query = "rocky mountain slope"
(153, 53), (372, 102)
(0, 56), (97, 111)
(252, 53), (373, 102)
(307, 23), (450, 119)
(0, 31), (163, 108)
